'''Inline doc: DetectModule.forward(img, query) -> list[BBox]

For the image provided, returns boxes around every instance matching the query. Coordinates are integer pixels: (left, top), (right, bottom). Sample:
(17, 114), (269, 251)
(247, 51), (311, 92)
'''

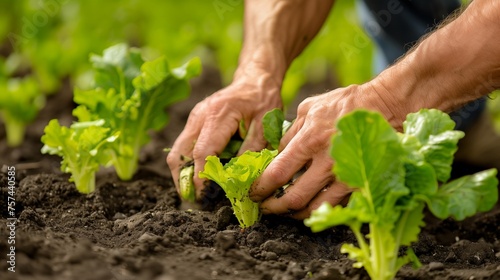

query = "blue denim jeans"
(357, 0), (485, 131)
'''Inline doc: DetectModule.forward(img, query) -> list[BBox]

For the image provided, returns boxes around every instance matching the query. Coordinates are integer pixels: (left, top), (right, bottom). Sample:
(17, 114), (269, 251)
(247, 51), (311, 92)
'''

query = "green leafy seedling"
(73, 43), (201, 180)
(41, 119), (119, 194)
(305, 109), (498, 280)
(0, 77), (45, 147)
(200, 149), (278, 228)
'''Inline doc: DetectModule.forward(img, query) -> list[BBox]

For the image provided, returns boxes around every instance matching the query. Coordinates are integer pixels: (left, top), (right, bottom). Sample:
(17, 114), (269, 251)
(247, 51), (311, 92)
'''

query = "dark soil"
(1, 68), (500, 280)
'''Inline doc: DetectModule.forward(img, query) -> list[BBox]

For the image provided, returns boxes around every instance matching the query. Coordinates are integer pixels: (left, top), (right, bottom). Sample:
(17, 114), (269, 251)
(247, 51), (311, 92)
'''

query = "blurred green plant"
(0, 76), (45, 147)
(73, 43), (201, 180)
(0, 0), (372, 107)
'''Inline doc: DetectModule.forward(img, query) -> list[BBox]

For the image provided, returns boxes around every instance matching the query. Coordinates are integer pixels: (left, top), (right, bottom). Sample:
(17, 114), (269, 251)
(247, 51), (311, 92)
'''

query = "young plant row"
(181, 107), (498, 279)
(41, 43), (200, 194)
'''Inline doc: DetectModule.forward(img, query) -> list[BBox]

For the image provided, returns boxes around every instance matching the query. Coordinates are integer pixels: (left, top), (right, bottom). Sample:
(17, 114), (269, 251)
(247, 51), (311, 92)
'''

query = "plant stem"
(73, 169), (96, 194)
(369, 224), (395, 280)
(114, 155), (138, 181)
(4, 115), (26, 147)
(232, 197), (260, 228)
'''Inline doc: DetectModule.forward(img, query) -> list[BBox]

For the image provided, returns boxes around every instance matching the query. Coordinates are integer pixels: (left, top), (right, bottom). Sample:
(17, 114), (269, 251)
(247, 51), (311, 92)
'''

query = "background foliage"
(0, 0), (497, 131)
(0, 0), (372, 105)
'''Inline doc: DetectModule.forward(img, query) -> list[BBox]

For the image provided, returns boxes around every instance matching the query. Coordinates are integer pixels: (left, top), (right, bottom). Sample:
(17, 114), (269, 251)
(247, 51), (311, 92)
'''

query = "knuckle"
(166, 152), (176, 166)
(267, 165), (290, 186)
(297, 136), (326, 157)
(297, 98), (313, 115)
(192, 146), (205, 161)
(284, 191), (308, 211)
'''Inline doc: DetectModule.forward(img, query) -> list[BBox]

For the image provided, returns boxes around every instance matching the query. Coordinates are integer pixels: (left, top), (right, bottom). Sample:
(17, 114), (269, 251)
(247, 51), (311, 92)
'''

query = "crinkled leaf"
(199, 149), (277, 228)
(90, 43), (143, 97)
(41, 119), (118, 193)
(429, 169), (498, 220)
(340, 243), (370, 269)
(403, 109), (464, 182)
(304, 202), (360, 232)
(132, 56), (201, 132)
(395, 204), (425, 246)
(76, 44), (201, 180)
(404, 162), (438, 197)
(419, 130), (464, 182)
(403, 109), (456, 144)
(0, 77), (44, 122)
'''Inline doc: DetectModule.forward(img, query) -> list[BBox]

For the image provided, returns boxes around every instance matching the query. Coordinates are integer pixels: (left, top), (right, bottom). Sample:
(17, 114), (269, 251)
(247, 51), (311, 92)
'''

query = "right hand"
(167, 70), (283, 200)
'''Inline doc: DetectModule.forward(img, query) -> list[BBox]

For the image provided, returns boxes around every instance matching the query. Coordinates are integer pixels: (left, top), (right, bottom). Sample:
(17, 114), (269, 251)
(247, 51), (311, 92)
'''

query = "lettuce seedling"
(41, 119), (119, 194)
(305, 109), (498, 280)
(199, 149), (278, 228)
(177, 109), (289, 203)
(73, 43), (201, 180)
(0, 76), (45, 147)
(180, 109), (289, 224)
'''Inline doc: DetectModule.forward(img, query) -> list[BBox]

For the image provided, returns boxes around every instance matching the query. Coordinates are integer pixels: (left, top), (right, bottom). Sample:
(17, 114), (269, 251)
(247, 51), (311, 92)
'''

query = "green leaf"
(0, 76), (45, 146)
(199, 149), (277, 228)
(403, 109), (465, 183)
(331, 110), (406, 217)
(76, 44), (201, 180)
(262, 108), (285, 149)
(404, 162), (438, 196)
(219, 139), (243, 159)
(305, 202), (360, 232)
(305, 108), (498, 280)
(90, 43), (143, 97)
(429, 169), (498, 220)
(41, 119), (118, 194)
(419, 130), (464, 182)
(395, 204), (425, 247)
(403, 109), (456, 144)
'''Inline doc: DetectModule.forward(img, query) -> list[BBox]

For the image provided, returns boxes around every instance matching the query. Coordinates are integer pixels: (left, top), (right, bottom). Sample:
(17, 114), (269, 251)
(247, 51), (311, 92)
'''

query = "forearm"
(369, 0), (500, 127)
(234, 0), (334, 85)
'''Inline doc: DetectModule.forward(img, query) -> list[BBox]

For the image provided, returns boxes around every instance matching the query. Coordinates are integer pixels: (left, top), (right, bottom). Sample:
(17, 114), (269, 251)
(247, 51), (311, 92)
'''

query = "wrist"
(233, 43), (288, 88)
(364, 0), (500, 127)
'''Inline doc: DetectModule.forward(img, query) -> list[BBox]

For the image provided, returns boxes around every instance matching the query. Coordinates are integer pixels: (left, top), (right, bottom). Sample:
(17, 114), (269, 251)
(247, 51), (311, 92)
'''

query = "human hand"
(167, 71), (282, 200)
(249, 84), (404, 219)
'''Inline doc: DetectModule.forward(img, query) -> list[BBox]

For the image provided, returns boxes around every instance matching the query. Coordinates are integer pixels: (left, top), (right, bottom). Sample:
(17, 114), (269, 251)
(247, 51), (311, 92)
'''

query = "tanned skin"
(168, 0), (500, 219)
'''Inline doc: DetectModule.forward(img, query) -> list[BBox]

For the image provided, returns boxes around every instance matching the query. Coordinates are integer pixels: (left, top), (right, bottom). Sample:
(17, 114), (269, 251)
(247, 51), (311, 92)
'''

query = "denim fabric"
(356, 0), (485, 131)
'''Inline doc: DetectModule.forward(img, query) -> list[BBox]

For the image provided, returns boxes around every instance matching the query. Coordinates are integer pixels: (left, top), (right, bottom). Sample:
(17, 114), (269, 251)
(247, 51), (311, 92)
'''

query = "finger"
(259, 159), (334, 215)
(193, 111), (241, 198)
(249, 135), (311, 202)
(238, 119), (268, 155)
(278, 116), (304, 152)
(167, 120), (202, 194)
(290, 181), (353, 220)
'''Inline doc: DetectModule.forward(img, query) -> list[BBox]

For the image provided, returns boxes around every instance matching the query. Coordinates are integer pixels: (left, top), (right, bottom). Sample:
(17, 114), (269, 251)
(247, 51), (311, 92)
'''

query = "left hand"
(249, 84), (401, 219)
